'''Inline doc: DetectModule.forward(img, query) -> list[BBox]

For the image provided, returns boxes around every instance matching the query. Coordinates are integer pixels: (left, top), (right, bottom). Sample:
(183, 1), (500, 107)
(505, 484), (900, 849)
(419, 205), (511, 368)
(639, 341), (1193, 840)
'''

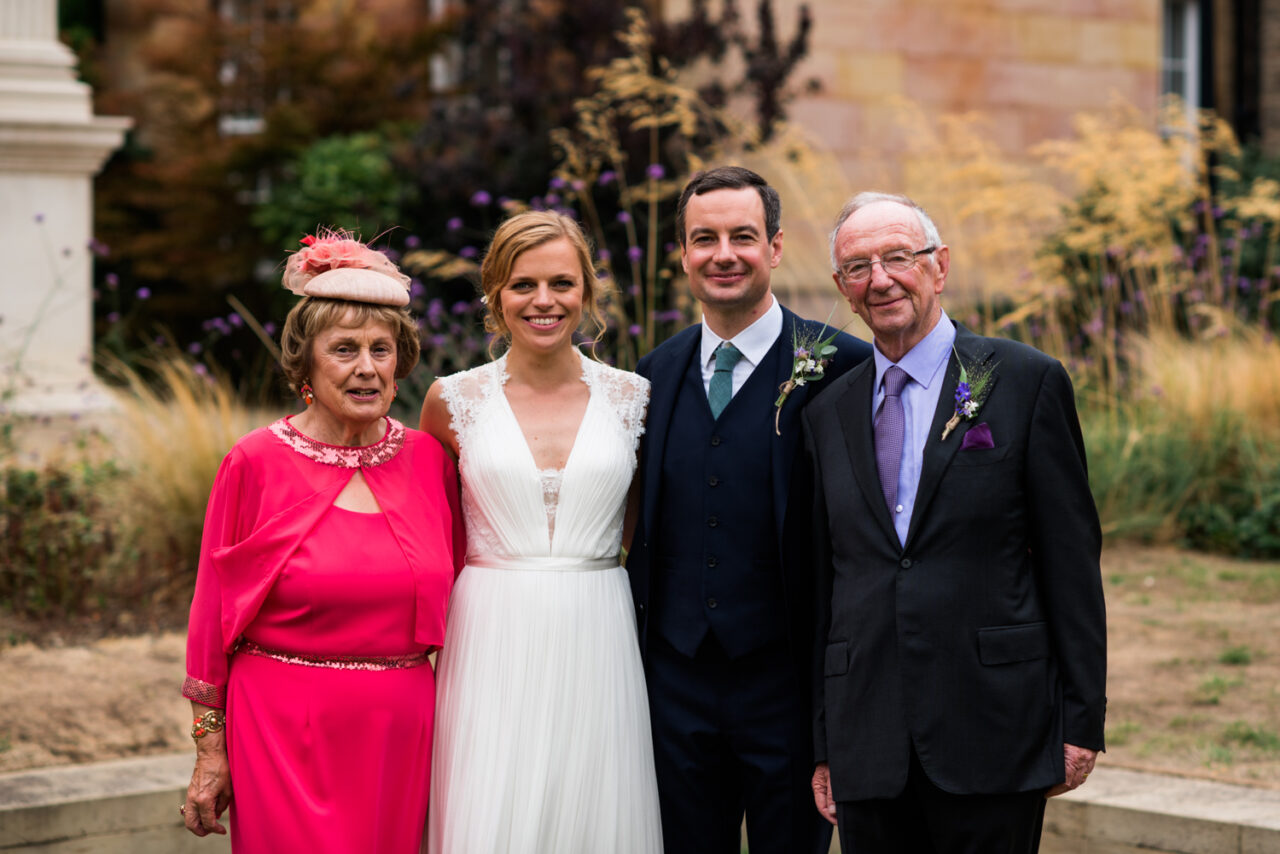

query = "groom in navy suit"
(627, 166), (871, 854)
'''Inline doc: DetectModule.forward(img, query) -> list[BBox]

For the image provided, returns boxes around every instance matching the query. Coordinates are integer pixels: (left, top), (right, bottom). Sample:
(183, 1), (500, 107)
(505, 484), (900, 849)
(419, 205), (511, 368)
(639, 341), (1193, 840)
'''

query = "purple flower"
(954, 382), (972, 403)
(430, 335), (448, 349)
(410, 281), (426, 299)
(428, 299), (444, 319)
(598, 171), (616, 186)
(105, 273), (119, 289)
(88, 238), (110, 258)
(193, 363), (208, 376)
(470, 190), (492, 206)
(228, 313), (243, 327)
(135, 287), (151, 300)
(646, 163), (666, 180)
(549, 176), (567, 190)
(451, 300), (471, 315)
(571, 180), (585, 192)
(459, 246), (479, 259)
(405, 235), (421, 248)
(187, 342), (203, 354)
(628, 284), (641, 296)
(263, 322), (277, 336)
(627, 246), (644, 263)
(664, 242), (677, 253)
(545, 193), (561, 206)
(617, 211), (632, 224)
(106, 311), (121, 323)
(446, 217), (463, 231)
(530, 197), (546, 211)
(629, 324), (643, 336)
(596, 249), (611, 262)
(1213, 205), (1225, 219)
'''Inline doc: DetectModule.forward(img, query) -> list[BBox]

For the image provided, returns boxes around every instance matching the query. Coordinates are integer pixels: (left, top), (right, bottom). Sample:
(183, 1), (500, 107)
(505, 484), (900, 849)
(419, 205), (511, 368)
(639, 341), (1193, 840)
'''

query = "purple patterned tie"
(875, 366), (909, 513)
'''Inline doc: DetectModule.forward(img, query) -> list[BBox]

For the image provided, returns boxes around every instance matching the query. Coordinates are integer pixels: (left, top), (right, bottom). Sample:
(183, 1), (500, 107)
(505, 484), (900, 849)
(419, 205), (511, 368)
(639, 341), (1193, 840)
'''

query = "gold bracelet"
(191, 709), (226, 740)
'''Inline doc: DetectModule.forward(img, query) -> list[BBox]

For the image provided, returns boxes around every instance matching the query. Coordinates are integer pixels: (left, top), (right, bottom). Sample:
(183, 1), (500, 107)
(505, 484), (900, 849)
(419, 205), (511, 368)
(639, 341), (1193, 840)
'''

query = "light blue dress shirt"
(871, 310), (957, 546)
(700, 296), (783, 396)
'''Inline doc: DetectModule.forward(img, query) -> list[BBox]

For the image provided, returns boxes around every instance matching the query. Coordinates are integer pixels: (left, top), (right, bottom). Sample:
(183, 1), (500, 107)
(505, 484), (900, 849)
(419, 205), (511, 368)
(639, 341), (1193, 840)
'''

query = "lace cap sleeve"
(583, 356), (650, 453)
(437, 359), (505, 450)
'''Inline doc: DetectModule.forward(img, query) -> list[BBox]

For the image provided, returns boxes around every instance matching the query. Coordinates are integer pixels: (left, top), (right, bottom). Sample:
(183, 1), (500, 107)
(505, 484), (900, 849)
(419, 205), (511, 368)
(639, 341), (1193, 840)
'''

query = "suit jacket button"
(900, 558), (913, 569)
(707, 556), (718, 568)
(710, 436), (721, 446)
(708, 475), (719, 486)
(706, 598), (718, 609)
(707, 516), (718, 527)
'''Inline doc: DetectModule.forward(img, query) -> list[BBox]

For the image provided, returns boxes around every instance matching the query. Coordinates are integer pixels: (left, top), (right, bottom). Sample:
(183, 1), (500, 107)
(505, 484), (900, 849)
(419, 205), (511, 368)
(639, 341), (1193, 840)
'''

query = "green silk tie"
(708, 342), (743, 419)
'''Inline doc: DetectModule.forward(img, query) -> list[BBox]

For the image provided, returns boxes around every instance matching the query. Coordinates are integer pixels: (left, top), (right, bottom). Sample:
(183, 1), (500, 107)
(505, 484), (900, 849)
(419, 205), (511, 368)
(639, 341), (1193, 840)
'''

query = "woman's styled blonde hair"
(479, 211), (609, 357)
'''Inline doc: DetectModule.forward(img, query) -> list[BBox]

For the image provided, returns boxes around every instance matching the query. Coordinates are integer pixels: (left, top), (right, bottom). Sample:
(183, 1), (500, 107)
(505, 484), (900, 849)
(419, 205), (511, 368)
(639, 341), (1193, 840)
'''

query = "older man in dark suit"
(803, 192), (1107, 853)
(627, 166), (871, 854)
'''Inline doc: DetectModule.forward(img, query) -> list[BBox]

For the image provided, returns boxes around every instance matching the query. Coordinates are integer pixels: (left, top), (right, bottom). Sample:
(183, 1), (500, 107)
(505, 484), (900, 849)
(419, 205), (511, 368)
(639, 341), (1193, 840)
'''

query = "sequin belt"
(466, 554), (618, 573)
(236, 640), (434, 671)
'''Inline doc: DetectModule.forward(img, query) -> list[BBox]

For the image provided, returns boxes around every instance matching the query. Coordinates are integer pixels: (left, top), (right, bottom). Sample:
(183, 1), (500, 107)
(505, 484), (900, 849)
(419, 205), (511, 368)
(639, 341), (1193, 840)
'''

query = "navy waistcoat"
(652, 342), (784, 659)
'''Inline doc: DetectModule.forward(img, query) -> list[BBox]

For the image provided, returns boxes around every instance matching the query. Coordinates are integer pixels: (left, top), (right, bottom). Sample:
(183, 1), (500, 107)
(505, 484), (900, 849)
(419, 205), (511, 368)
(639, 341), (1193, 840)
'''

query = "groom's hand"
(1046, 743), (1098, 798)
(811, 762), (837, 825)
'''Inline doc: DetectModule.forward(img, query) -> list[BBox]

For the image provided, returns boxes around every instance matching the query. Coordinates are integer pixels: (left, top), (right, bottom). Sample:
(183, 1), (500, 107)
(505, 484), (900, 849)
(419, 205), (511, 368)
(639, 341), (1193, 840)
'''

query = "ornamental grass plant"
(103, 353), (278, 593)
(889, 98), (1280, 555)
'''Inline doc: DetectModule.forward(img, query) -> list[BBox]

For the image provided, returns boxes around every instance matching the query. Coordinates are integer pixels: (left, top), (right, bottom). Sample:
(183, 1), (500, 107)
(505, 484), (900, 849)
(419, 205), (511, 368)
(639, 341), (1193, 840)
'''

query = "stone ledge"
(1042, 765), (1280, 854)
(0, 754), (227, 853)
(3, 756), (1279, 853)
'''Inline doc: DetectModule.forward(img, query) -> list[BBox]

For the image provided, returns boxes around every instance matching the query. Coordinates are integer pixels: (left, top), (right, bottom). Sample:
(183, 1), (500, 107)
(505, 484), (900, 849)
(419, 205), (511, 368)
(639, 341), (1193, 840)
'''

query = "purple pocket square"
(959, 422), (994, 451)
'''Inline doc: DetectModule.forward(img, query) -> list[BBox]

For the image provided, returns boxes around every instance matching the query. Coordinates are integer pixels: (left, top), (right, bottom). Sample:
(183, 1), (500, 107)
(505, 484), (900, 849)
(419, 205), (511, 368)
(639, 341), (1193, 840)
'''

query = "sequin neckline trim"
(269, 416), (405, 468)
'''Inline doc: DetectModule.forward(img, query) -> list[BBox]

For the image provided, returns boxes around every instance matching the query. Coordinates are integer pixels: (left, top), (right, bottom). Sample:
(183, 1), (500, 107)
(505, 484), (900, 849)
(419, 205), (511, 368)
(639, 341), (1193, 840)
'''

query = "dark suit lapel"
(641, 327), (702, 539)
(903, 327), (998, 550)
(836, 361), (900, 547)
(770, 310), (805, 543)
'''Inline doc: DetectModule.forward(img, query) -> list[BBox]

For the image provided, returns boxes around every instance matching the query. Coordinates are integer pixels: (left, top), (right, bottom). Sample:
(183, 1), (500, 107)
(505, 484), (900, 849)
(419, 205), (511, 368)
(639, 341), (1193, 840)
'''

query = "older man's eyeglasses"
(838, 247), (936, 284)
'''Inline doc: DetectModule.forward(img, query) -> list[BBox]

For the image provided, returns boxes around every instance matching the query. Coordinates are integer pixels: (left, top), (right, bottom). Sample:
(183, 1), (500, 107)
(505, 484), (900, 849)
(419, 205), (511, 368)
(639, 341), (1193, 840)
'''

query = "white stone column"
(0, 0), (130, 415)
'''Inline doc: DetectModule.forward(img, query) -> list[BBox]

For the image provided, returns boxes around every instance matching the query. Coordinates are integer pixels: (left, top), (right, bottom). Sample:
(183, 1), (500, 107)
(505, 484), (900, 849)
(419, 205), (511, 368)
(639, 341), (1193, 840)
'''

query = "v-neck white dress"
(427, 352), (663, 854)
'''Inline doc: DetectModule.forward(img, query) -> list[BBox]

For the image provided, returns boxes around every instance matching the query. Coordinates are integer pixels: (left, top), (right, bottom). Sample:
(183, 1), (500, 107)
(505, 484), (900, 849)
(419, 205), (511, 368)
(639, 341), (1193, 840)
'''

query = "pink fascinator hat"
(282, 229), (411, 307)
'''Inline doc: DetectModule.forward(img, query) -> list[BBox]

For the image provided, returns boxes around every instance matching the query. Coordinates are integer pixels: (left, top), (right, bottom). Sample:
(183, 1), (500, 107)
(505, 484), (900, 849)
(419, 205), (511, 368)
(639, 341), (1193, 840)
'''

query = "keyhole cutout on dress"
(333, 470), (384, 513)
(502, 376), (591, 547)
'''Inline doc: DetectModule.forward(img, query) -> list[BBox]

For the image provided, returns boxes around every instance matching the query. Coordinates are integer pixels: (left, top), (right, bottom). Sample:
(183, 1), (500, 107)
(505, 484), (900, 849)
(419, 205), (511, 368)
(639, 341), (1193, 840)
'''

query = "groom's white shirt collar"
(699, 295), (783, 393)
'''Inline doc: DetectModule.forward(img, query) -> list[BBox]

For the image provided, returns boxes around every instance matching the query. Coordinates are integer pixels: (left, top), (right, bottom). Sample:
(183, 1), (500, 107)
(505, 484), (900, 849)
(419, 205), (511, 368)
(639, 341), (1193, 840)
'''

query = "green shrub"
(0, 461), (124, 618)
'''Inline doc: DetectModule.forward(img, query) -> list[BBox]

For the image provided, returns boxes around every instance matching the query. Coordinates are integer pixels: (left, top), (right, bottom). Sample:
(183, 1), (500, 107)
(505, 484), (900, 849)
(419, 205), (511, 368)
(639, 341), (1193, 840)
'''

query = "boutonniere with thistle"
(775, 316), (842, 435)
(941, 347), (997, 441)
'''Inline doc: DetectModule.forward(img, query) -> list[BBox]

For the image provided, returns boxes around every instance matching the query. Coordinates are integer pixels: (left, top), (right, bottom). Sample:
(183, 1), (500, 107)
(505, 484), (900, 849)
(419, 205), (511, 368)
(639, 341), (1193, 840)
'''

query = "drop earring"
(300, 382), (315, 406)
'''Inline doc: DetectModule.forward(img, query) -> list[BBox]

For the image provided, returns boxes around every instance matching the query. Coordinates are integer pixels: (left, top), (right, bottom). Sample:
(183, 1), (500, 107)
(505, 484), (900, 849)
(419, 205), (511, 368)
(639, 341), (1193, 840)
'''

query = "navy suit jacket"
(803, 324), (1107, 801)
(628, 305), (871, 677)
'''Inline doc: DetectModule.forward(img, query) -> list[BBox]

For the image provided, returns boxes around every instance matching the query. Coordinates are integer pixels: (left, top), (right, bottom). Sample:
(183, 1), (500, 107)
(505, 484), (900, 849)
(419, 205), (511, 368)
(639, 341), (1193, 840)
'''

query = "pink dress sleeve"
(182, 448), (247, 708)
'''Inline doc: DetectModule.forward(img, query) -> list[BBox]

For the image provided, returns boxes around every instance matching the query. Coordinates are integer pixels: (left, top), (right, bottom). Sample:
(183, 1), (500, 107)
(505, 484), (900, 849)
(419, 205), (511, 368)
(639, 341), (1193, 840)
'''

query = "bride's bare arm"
(420, 380), (460, 459)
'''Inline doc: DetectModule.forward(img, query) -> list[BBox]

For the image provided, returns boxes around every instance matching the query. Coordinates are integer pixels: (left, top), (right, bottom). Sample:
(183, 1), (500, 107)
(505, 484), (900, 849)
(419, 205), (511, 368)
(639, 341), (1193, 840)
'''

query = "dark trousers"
(836, 748), (1047, 854)
(646, 634), (830, 854)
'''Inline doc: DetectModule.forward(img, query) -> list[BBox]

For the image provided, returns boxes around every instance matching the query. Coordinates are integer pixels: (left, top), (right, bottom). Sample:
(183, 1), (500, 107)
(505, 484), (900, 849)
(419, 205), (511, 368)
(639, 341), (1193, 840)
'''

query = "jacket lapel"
(641, 327), (701, 540)
(836, 360), (900, 547)
(903, 326), (998, 551)
(770, 309), (805, 544)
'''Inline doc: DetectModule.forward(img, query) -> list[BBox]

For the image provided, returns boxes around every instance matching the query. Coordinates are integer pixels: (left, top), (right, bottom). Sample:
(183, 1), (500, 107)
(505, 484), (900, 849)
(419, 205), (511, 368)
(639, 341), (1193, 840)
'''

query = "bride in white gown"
(420, 211), (663, 854)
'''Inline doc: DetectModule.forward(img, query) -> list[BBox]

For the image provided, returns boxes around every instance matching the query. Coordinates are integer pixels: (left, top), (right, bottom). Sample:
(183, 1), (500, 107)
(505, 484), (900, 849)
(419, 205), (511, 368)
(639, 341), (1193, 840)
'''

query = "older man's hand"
(811, 762), (838, 825)
(1046, 743), (1097, 798)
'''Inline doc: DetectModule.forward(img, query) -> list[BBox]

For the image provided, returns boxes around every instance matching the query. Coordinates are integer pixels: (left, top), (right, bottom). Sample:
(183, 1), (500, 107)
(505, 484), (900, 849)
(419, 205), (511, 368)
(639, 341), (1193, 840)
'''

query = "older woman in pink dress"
(181, 232), (464, 852)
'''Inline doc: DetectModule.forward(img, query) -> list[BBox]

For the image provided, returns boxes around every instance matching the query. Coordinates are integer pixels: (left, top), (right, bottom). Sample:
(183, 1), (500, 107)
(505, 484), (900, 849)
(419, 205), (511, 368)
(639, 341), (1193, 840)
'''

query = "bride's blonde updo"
(479, 211), (610, 356)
